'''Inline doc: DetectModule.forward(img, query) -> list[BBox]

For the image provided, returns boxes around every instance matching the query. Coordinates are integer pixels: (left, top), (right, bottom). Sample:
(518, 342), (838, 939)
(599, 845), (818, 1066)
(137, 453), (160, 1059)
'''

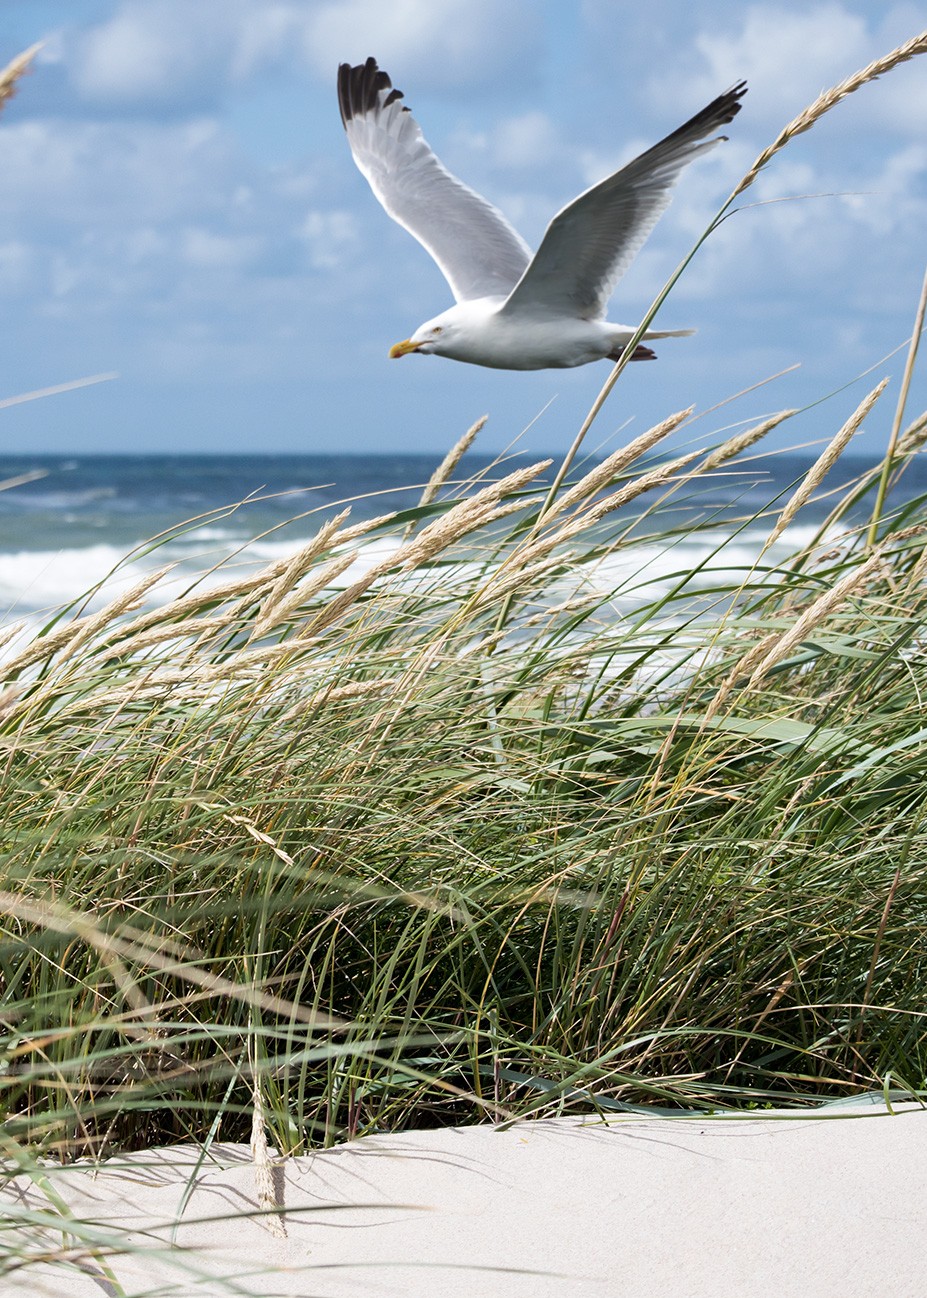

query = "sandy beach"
(3, 1097), (925, 1297)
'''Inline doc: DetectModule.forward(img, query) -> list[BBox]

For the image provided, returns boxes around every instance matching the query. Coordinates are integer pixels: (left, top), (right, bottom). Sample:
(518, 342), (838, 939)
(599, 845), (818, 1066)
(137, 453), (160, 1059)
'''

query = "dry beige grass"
(0, 45), (40, 116)
(731, 29), (927, 200)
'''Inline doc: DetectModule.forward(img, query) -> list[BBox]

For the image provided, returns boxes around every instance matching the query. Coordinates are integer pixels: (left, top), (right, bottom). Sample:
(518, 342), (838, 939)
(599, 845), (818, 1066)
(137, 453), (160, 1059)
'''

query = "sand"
(2, 1097), (925, 1297)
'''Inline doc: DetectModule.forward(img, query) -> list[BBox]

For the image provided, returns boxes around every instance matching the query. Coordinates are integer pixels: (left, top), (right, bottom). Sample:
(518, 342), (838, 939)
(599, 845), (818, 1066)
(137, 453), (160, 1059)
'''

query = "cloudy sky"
(1, 1), (925, 457)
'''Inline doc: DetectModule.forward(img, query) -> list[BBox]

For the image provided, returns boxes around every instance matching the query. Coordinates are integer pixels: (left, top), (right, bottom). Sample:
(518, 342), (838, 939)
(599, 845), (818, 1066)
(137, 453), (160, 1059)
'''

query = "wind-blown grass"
(2, 384), (926, 1170)
(2, 24), (927, 1293)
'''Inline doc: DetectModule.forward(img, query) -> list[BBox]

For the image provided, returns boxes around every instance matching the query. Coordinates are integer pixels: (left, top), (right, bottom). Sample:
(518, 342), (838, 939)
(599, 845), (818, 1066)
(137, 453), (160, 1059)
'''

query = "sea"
(0, 452), (921, 639)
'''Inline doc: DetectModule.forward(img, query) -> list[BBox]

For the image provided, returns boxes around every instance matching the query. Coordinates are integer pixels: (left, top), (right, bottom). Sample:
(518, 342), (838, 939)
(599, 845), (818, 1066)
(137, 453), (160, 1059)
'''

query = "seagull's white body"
(410, 298), (657, 371)
(337, 59), (746, 371)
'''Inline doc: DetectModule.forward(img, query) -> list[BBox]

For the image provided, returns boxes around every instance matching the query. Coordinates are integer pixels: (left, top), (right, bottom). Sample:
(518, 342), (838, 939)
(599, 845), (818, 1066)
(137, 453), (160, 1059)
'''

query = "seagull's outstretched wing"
(500, 82), (747, 321)
(338, 58), (532, 303)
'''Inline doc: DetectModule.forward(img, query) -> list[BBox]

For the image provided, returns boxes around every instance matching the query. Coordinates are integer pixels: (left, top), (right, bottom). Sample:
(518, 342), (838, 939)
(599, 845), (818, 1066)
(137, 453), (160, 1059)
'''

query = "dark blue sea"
(0, 452), (922, 624)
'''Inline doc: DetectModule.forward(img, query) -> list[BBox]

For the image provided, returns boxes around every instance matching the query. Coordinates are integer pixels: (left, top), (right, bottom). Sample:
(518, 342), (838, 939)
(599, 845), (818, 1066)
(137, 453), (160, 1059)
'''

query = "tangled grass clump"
(2, 372), (927, 1167)
(1, 23), (927, 1290)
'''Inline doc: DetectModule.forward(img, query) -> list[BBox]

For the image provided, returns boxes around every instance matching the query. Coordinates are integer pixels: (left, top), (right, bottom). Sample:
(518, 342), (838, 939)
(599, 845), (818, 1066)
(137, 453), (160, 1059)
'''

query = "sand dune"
(3, 1098), (925, 1297)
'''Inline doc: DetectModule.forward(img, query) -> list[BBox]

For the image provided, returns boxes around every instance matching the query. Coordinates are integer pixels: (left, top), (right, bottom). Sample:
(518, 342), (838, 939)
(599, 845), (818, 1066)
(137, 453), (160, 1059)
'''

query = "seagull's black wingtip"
(337, 57), (408, 129)
(658, 79), (748, 148)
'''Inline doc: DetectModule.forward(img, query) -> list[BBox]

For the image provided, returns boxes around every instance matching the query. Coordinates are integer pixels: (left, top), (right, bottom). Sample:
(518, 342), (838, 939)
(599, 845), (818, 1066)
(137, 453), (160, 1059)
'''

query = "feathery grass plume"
(256, 509), (350, 621)
(295, 481), (546, 643)
(250, 551), (358, 639)
(0, 44), (40, 115)
(0, 621), (25, 654)
(743, 549), (884, 689)
(699, 409), (798, 473)
(731, 29), (927, 200)
(290, 676), (397, 718)
(56, 566), (177, 663)
(401, 459), (551, 565)
(416, 416), (487, 511)
(0, 565), (174, 678)
(92, 511), (396, 651)
(0, 684), (20, 719)
(541, 408), (694, 523)
(494, 444), (710, 623)
(585, 449), (703, 522)
(250, 1080), (287, 1238)
(897, 410), (927, 455)
(763, 380), (889, 551)
(94, 613), (234, 663)
(492, 449), (708, 593)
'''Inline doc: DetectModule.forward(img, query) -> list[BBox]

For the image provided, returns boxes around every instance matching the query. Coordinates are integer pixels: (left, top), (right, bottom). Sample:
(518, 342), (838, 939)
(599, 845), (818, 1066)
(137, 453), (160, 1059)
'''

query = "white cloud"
(299, 210), (359, 270)
(180, 227), (266, 270)
(659, 2), (927, 145)
(71, 0), (243, 107)
(0, 241), (37, 295)
(63, 0), (540, 111)
(838, 144), (927, 235)
(670, 4), (870, 120)
(302, 0), (539, 88)
(0, 116), (235, 224)
(490, 112), (560, 169)
(0, 104), (361, 380)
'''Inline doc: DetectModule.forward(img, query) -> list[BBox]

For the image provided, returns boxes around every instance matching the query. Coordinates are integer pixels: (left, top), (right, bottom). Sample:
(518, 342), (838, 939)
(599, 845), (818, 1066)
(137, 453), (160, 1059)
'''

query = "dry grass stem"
(416, 417), (487, 510)
(699, 410), (798, 472)
(250, 1083), (286, 1238)
(251, 552), (358, 639)
(764, 380), (888, 549)
(744, 550), (884, 686)
(0, 45), (40, 114)
(543, 408), (694, 522)
(586, 450), (704, 521)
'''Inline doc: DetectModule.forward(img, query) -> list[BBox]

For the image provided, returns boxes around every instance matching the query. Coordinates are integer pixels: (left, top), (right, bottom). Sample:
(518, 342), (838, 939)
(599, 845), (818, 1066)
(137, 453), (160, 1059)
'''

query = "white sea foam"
(0, 544), (141, 615)
(0, 520), (838, 674)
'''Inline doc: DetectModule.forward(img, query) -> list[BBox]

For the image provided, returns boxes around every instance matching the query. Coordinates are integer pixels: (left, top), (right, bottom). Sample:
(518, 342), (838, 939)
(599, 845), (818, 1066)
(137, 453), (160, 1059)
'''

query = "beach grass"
(1, 23), (927, 1291)
(2, 374), (926, 1170)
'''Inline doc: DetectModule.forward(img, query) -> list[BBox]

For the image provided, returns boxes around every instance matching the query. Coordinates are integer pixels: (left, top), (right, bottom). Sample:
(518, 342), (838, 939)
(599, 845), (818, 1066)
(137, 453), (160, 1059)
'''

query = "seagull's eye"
(432, 326), (443, 335)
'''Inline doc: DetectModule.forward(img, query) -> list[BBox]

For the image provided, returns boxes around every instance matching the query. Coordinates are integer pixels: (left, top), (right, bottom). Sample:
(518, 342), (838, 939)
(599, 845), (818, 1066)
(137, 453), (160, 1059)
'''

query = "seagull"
(338, 58), (746, 371)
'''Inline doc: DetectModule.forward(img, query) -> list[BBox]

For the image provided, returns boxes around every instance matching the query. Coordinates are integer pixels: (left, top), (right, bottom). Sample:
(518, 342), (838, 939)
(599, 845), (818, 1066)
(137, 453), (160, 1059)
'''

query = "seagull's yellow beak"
(388, 338), (423, 358)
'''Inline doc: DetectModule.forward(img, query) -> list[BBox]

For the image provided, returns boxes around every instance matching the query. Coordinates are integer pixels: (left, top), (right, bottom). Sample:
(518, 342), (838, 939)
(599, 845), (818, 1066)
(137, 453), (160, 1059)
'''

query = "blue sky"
(1, 1), (925, 457)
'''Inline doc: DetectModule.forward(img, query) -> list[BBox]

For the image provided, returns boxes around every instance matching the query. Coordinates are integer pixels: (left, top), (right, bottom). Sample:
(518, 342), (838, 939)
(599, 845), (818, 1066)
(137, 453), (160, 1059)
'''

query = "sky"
(0, 0), (925, 458)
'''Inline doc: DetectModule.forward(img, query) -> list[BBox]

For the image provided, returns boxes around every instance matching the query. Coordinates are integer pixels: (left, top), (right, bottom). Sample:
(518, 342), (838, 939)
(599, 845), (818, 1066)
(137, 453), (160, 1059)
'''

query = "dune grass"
(1, 23), (927, 1292)
(2, 375), (926, 1171)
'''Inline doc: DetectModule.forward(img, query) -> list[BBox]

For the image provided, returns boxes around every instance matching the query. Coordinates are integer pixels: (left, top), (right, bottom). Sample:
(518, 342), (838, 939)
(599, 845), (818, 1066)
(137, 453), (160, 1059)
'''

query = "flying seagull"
(338, 58), (746, 371)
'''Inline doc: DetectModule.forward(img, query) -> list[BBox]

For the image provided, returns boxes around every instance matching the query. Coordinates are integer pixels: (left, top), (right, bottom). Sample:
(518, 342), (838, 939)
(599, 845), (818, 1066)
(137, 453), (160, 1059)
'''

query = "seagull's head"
(388, 310), (459, 359)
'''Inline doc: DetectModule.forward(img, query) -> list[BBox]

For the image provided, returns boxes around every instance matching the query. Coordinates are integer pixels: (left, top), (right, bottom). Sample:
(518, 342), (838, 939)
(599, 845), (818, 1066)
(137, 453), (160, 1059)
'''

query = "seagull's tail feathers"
(607, 343), (657, 362)
(607, 328), (695, 362)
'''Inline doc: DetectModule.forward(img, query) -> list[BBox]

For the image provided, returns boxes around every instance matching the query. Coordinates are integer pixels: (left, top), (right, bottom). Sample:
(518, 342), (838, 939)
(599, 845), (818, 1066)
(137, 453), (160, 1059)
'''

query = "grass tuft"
(2, 24), (927, 1289)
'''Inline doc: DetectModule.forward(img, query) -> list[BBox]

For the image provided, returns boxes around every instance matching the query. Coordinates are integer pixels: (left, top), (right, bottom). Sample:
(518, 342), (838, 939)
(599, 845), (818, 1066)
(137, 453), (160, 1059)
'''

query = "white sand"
(3, 1098), (925, 1297)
